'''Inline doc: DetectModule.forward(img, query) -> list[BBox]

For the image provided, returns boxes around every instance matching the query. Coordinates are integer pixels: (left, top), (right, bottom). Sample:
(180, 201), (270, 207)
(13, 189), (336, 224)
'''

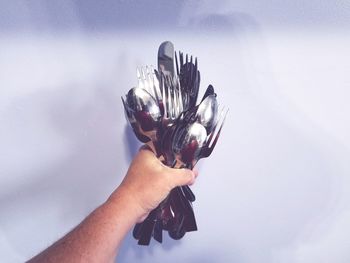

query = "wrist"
(106, 185), (147, 224)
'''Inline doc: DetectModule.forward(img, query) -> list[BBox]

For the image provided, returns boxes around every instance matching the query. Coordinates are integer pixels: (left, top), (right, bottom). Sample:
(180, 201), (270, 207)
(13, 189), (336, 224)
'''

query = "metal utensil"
(125, 87), (162, 152)
(175, 51), (200, 111)
(172, 122), (208, 169)
(196, 94), (218, 134)
(195, 106), (229, 167)
(172, 106), (228, 169)
(158, 41), (175, 76)
(160, 73), (183, 129)
(137, 66), (162, 104)
(121, 96), (150, 143)
(126, 41), (228, 245)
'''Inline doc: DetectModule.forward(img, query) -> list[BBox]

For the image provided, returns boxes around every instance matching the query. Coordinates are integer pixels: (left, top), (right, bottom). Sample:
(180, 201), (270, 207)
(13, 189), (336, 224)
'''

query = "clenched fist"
(108, 145), (197, 222)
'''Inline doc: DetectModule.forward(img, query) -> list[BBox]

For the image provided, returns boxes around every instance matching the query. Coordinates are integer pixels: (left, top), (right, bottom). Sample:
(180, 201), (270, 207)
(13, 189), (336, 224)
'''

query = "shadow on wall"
(0, 51), (143, 258)
(0, 3), (261, 259)
(0, 83), (125, 255)
(0, 9), (347, 262)
(186, 12), (261, 33)
(0, 0), (260, 34)
(73, 0), (185, 30)
(0, 43), (200, 259)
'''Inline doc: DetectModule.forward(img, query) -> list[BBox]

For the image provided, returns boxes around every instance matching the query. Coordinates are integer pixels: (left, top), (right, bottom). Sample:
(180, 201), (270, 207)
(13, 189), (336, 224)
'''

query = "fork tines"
(136, 65), (162, 104)
(175, 51), (200, 110)
(161, 74), (183, 121)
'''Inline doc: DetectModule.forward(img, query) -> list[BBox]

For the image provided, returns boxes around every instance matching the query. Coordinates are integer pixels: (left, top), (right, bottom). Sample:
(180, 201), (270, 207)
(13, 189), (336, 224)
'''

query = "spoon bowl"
(173, 122), (207, 168)
(126, 87), (162, 141)
(196, 94), (218, 134)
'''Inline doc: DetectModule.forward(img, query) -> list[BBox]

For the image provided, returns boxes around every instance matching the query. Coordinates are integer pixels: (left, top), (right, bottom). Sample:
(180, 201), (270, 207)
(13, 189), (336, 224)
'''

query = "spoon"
(172, 122), (207, 169)
(169, 90), (215, 201)
(125, 87), (162, 151)
(121, 96), (150, 143)
(196, 94), (218, 134)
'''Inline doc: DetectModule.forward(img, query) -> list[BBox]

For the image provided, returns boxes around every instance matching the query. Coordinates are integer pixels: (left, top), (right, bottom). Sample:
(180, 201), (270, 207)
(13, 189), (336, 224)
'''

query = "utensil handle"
(181, 185), (196, 202)
(153, 219), (163, 243)
(132, 223), (143, 240)
(137, 209), (157, 246)
(174, 187), (197, 232)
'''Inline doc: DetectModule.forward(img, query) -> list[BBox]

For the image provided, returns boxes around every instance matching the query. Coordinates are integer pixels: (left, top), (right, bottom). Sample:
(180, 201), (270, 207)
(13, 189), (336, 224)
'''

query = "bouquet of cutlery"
(122, 41), (228, 245)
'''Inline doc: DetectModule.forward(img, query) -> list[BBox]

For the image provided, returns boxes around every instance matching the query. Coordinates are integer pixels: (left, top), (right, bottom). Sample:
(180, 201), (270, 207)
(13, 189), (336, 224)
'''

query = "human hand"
(27, 145), (197, 262)
(108, 145), (197, 223)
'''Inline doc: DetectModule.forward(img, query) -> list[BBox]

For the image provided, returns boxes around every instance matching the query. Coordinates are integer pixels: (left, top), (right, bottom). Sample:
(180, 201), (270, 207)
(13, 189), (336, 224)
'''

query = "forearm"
(28, 186), (141, 263)
(27, 147), (195, 263)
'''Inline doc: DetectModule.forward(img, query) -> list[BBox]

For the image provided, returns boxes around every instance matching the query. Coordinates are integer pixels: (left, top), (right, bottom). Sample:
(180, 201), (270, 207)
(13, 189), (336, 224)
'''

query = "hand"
(28, 145), (197, 263)
(108, 145), (197, 222)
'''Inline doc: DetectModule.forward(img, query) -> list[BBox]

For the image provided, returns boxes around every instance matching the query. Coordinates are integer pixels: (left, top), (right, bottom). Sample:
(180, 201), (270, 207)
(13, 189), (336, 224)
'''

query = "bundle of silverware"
(122, 41), (228, 245)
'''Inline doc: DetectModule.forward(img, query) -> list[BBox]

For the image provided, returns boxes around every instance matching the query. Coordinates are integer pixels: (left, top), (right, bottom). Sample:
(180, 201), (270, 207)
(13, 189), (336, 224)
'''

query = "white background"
(1, 1), (350, 262)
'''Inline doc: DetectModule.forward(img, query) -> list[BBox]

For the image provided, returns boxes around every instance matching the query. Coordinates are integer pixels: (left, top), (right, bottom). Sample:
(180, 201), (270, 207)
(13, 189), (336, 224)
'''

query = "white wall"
(1, 1), (350, 262)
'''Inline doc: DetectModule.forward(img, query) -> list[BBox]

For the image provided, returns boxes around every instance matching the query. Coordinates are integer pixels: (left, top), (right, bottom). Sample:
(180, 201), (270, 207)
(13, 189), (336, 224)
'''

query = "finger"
(192, 167), (199, 179)
(187, 168), (198, 185)
(137, 144), (159, 162)
(188, 177), (196, 186)
(165, 167), (195, 187)
(139, 144), (153, 153)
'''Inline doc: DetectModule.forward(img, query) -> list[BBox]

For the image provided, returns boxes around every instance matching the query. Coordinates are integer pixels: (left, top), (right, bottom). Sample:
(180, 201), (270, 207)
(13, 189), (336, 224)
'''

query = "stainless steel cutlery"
(122, 41), (227, 245)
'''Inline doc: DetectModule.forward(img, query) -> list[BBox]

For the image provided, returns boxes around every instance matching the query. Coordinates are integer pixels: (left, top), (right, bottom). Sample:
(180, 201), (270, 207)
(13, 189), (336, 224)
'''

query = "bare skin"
(27, 146), (197, 263)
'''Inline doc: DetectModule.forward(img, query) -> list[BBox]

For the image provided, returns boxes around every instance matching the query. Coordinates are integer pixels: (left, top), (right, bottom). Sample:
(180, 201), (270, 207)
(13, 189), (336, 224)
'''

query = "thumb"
(165, 167), (195, 187)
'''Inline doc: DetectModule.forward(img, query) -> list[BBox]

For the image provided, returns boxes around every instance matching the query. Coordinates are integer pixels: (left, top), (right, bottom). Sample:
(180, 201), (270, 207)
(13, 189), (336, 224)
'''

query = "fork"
(135, 66), (165, 154)
(161, 73), (183, 128)
(137, 66), (163, 105)
(197, 105), (228, 165)
(175, 51), (200, 111)
(180, 105), (228, 170)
